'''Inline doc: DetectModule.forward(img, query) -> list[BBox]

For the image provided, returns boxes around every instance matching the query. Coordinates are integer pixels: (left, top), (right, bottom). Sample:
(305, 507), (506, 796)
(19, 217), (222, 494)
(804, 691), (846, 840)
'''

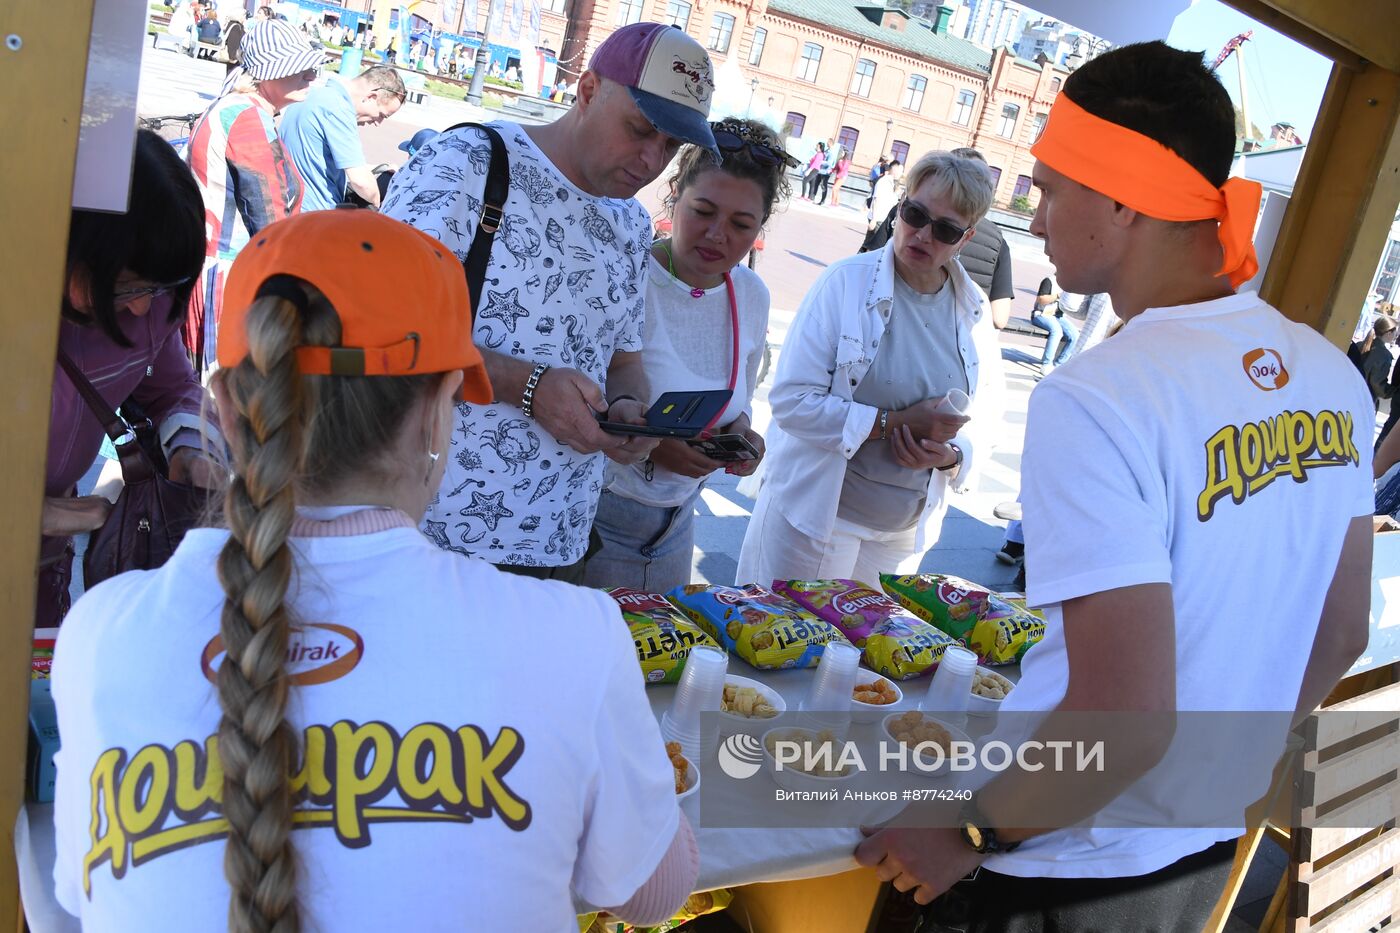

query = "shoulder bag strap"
(442, 122), (511, 311)
(56, 349), (129, 444)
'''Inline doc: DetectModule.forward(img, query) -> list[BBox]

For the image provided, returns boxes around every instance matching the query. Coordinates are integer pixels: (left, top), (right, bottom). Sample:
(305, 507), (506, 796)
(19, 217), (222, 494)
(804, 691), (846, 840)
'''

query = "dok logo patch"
(1243, 348), (1290, 391)
(201, 623), (363, 686)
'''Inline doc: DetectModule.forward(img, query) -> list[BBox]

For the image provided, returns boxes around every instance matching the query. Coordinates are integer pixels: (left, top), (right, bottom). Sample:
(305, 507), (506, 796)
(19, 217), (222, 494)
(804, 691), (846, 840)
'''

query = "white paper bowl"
(676, 759), (700, 823)
(967, 667), (1015, 717)
(881, 712), (972, 779)
(719, 675), (787, 729)
(850, 676), (904, 724)
(761, 726), (860, 794)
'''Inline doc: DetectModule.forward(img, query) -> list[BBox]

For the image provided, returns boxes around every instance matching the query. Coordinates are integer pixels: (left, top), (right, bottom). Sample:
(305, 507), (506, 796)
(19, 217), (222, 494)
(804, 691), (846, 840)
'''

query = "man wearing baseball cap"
(383, 23), (718, 580)
(857, 41), (1372, 929)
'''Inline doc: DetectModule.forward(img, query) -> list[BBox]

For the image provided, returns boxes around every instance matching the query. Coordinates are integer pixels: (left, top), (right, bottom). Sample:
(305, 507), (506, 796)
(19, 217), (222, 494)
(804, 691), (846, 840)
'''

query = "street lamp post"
(881, 117), (893, 158)
(746, 76), (759, 117)
(465, 0), (498, 106)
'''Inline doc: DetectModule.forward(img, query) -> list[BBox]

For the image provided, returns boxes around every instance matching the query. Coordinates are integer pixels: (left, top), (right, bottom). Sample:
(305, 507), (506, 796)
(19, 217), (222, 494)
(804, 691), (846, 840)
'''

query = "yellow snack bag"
(668, 583), (850, 670)
(969, 595), (1047, 665)
(863, 616), (958, 680)
(607, 588), (721, 685)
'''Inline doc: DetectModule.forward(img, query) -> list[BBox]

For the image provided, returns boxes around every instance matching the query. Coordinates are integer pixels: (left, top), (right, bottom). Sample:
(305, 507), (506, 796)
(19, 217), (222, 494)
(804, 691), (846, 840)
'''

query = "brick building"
(334, 0), (1070, 209)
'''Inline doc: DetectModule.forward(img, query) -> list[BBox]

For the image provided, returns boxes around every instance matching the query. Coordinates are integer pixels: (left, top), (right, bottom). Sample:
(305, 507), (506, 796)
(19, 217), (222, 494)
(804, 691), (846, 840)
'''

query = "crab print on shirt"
(383, 122), (650, 566)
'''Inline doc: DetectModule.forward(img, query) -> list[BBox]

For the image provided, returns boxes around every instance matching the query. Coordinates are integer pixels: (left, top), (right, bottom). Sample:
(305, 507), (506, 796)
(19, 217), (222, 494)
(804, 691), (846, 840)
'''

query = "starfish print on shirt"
(480, 287), (530, 333)
(461, 489), (515, 531)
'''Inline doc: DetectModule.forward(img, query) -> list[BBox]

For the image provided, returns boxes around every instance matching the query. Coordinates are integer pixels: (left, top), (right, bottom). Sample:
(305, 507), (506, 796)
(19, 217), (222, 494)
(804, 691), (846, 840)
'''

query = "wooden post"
(1256, 59), (1400, 347)
(0, 0), (97, 923)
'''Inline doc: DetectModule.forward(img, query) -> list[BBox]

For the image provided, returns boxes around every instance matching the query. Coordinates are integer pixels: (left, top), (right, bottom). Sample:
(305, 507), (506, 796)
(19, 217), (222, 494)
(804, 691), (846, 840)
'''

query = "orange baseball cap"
(219, 209), (492, 403)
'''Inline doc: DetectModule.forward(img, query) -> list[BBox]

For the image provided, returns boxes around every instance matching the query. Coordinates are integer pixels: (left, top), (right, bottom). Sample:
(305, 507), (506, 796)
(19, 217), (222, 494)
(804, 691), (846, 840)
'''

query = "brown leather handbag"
(56, 351), (216, 589)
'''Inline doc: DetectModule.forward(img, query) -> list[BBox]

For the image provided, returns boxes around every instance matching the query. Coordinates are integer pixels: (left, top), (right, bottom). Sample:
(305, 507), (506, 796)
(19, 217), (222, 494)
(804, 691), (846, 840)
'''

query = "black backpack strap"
(443, 122), (510, 311)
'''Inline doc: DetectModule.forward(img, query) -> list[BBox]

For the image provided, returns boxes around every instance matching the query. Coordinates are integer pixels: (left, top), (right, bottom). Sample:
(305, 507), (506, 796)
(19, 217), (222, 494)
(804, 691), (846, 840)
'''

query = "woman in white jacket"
(737, 150), (1004, 585)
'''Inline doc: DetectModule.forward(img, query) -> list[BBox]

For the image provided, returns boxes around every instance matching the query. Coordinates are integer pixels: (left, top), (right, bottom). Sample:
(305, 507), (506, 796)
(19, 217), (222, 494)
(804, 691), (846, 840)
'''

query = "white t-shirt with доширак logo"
(50, 516), (679, 932)
(990, 291), (1374, 880)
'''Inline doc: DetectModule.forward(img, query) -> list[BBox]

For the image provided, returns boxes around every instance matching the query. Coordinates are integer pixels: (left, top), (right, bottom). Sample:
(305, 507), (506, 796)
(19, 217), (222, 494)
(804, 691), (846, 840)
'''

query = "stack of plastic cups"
(661, 646), (728, 764)
(920, 646), (978, 729)
(797, 642), (862, 741)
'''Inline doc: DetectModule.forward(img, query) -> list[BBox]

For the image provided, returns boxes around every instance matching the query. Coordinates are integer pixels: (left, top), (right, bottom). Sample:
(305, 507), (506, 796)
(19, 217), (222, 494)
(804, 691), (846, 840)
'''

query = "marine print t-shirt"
(382, 122), (651, 567)
(50, 522), (679, 931)
(989, 292), (1374, 880)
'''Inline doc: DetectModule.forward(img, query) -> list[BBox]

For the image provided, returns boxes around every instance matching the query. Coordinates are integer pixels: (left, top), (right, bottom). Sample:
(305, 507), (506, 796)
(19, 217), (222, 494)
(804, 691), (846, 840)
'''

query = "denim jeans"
(1031, 310), (1078, 365)
(582, 488), (700, 593)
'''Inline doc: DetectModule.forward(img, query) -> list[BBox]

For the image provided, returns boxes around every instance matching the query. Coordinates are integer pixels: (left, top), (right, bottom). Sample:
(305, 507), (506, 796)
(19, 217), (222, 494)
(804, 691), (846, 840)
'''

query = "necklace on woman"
(659, 240), (707, 299)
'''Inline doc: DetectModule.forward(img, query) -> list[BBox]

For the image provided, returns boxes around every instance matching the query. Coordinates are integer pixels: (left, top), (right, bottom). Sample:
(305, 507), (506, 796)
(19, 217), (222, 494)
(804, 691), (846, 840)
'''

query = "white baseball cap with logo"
(589, 23), (719, 159)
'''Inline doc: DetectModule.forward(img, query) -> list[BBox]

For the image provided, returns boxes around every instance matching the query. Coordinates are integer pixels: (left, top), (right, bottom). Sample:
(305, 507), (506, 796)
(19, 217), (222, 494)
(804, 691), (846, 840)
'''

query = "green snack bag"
(879, 573), (993, 642)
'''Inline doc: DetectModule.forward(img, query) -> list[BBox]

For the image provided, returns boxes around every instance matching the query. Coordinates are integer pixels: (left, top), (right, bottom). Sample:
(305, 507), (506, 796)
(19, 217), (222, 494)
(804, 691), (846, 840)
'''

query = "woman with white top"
(50, 210), (697, 932)
(737, 150), (1005, 586)
(583, 119), (792, 593)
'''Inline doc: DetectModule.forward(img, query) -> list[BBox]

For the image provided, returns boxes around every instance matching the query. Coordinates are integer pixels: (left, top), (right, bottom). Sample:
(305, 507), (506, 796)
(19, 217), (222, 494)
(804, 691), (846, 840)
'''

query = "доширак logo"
(717, 733), (764, 780)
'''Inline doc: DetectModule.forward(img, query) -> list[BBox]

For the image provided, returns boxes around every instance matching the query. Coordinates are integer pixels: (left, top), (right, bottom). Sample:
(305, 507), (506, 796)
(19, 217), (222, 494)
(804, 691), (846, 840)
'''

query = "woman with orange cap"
(49, 210), (698, 931)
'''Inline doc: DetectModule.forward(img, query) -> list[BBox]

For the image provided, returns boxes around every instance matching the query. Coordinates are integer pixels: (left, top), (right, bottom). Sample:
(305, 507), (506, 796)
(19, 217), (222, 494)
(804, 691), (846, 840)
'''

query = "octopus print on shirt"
(382, 122), (650, 566)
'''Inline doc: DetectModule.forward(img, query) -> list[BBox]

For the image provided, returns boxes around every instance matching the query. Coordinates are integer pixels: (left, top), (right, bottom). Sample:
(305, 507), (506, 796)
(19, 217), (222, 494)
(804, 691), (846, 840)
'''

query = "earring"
(425, 449), (440, 484)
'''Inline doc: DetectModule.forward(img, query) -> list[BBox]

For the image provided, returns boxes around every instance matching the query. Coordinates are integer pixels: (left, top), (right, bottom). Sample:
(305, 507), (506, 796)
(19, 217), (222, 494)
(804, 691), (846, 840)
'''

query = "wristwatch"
(937, 442), (963, 472)
(957, 794), (1019, 854)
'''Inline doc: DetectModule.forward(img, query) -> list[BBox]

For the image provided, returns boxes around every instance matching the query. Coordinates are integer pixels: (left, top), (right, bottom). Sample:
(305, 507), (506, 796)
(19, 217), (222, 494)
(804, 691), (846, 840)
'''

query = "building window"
(665, 0), (691, 31)
(890, 139), (910, 164)
(747, 26), (767, 66)
(997, 103), (1020, 138)
(1013, 174), (1032, 197)
(1050, 77), (1061, 93)
(952, 89), (975, 126)
(837, 126), (859, 155)
(540, 0), (566, 11)
(785, 111), (806, 139)
(988, 166), (1002, 192)
(850, 58), (876, 98)
(901, 75), (927, 112)
(707, 12), (734, 52)
(615, 0), (643, 25)
(797, 42), (823, 82)
(1031, 112), (1047, 142)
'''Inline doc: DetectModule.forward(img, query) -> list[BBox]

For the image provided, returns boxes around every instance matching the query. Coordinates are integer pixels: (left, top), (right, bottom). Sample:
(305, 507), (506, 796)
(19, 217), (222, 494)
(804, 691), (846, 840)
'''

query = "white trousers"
(735, 491), (924, 588)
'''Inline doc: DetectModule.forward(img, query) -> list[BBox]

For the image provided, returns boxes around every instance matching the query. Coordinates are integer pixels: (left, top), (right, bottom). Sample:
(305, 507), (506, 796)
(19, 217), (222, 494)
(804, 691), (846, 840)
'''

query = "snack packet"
(669, 583), (849, 670)
(863, 615), (957, 680)
(771, 579), (911, 647)
(999, 594), (1047, 622)
(969, 595), (1046, 665)
(32, 628), (57, 680)
(880, 573), (992, 641)
(607, 587), (720, 685)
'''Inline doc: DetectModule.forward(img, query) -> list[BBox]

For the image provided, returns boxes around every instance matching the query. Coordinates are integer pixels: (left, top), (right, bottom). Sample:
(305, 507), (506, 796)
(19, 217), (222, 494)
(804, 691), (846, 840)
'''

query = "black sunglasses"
(712, 128), (799, 168)
(898, 199), (972, 245)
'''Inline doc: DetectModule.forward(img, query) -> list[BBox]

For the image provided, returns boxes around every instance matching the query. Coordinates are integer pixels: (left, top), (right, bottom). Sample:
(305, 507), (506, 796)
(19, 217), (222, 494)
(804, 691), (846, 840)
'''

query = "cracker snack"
(969, 595), (1046, 665)
(880, 573), (993, 642)
(772, 579), (905, 647)
(608, 587), (721, 685)
(669, 583), (849, 670)
(863, 615), (957, 680)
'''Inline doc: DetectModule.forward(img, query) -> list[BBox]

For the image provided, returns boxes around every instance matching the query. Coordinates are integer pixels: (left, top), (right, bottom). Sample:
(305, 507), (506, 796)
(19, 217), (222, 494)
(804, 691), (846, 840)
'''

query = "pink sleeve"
(602, 812), (700, 927)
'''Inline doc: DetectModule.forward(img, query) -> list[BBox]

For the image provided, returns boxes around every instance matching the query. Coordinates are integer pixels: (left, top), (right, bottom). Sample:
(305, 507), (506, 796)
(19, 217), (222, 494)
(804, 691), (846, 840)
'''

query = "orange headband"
(1030, 96), (1263, 288)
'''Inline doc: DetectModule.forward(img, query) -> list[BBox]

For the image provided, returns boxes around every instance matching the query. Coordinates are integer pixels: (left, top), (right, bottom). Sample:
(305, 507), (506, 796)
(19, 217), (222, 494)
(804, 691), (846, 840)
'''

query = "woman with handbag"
(39, 130), (223, 628)
(50, 210), (697, 931)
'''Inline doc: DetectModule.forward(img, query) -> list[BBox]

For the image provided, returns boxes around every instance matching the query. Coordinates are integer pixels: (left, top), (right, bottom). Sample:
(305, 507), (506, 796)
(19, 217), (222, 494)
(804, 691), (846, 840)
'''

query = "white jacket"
(760, 239), (1005, 551)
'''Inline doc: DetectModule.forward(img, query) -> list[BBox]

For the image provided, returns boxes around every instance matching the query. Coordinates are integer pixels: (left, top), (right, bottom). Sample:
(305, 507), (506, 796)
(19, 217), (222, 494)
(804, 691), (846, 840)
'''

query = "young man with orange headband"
(857, 41), (1373, 928)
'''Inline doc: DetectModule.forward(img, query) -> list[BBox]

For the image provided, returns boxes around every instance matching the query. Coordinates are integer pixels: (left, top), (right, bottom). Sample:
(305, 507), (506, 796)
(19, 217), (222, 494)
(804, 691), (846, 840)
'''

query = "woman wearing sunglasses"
(38, 131), (223, 628)
(584, 119), (792, 592)
(737, 150), (1005, 585)
(185, 18), (322, 373)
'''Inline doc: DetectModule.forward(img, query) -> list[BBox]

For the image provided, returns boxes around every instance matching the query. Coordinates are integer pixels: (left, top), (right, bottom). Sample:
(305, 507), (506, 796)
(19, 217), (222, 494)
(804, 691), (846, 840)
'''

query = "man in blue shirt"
(279, 66), (407, 210)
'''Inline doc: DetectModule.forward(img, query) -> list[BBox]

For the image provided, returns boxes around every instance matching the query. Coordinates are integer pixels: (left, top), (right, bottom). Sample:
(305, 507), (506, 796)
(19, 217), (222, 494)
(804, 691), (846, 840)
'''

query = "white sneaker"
(1039, 361), (1055, 378)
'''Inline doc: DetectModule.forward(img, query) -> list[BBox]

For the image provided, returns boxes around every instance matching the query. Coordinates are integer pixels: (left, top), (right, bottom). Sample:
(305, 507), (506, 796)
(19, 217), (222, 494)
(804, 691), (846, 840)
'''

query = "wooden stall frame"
(0, 0), (97, 927)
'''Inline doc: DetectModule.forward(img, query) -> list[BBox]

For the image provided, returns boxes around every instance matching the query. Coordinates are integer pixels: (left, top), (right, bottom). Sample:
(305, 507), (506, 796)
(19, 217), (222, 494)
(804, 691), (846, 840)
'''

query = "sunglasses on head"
(711, 125), (799, 169)
(898, 199), (972, 245)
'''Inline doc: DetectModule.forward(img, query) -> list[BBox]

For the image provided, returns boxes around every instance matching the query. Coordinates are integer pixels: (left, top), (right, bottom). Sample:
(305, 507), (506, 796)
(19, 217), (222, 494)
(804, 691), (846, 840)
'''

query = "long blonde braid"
(215, 289), (319, 933)
(214, 282), (436, 931)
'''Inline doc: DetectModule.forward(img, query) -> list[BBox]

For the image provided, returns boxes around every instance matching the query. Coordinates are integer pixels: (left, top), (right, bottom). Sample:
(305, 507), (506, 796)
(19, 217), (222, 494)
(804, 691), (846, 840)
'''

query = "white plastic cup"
(800, 642), (861, 715)
(935, 389), (971, 416)
(662, 646), (728, 761)
(920, 646), (977, 727)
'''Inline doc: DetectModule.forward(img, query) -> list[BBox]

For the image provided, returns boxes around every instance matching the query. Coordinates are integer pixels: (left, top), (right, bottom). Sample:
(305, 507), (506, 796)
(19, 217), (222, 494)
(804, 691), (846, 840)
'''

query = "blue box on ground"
(28, 678), (59, 803)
